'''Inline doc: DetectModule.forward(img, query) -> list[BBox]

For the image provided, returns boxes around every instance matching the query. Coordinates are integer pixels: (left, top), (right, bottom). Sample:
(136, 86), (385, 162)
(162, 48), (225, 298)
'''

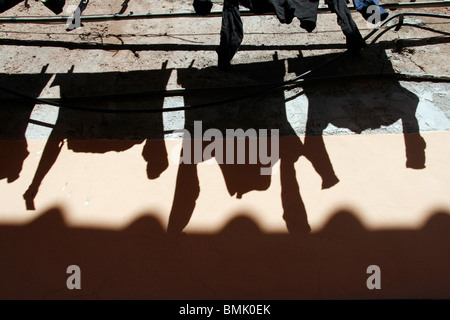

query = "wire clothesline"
(0, 12), (450, 113)
(0, 1), (449, 24)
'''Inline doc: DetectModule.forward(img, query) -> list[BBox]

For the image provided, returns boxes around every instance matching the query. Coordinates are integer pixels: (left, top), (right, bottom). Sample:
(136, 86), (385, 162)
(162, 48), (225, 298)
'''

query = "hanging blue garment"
(352, 0), (389, 22)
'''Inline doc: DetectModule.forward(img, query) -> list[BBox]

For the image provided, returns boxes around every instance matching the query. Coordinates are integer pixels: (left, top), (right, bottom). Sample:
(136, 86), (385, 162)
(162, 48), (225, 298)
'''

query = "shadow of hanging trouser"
(402, 118), (426, 169)
(167, 139), (200, 235)
(166, 163), (200, 235)
(279, 138), (312, 234)
(0, 67), (53, 185)
(142, 139), (169, 179)
(0, 140), (29, 183)
(23, 140), (64, 210)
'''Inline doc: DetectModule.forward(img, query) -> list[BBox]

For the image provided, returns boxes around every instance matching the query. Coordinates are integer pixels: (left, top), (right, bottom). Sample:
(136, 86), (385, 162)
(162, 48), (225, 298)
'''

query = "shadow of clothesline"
(0, 206), (448, 299)
(0, 35), (449, 52)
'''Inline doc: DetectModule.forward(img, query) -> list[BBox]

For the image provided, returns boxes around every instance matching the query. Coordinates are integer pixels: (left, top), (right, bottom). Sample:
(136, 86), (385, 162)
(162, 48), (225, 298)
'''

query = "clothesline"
(1, 11), (450, 114)
(0, 1), (449, 24)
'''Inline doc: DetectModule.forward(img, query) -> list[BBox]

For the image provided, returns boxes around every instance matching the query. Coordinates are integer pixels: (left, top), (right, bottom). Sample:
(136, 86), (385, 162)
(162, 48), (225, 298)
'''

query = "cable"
(1, 72), (449, 103)
(364, 12), (450, 41)
(0, 12), (450, 113)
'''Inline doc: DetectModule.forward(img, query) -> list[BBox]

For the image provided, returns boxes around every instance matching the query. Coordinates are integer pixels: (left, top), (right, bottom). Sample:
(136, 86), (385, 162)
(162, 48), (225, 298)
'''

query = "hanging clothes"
(217, 0), (244, 71)
(194, 0), (213, 15)
(241, 0), (319, 30)
(1, 0), (66, 15)
(325, 0), (366, 52)
(216, 0), (365, 70)
(41, 0), (66, 15)
(0, 0), (23, 13)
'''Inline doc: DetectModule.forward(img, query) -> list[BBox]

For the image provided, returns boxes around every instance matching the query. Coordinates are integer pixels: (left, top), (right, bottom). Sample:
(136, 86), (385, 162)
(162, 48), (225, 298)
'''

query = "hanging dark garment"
(217, 0), (319, 70)
(0, 0), (67, 16)
(194, 0), (213, 15)
(325, 0), (366, 52)
(217, 0), (244, 70)
(41, 0), (66, 15)
(217, 0), (365, 70)
(240, 0), (319, 30)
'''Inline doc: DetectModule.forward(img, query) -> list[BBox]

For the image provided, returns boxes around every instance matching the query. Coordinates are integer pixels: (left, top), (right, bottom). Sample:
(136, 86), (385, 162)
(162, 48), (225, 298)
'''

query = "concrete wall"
(0, 0), (449, 299)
